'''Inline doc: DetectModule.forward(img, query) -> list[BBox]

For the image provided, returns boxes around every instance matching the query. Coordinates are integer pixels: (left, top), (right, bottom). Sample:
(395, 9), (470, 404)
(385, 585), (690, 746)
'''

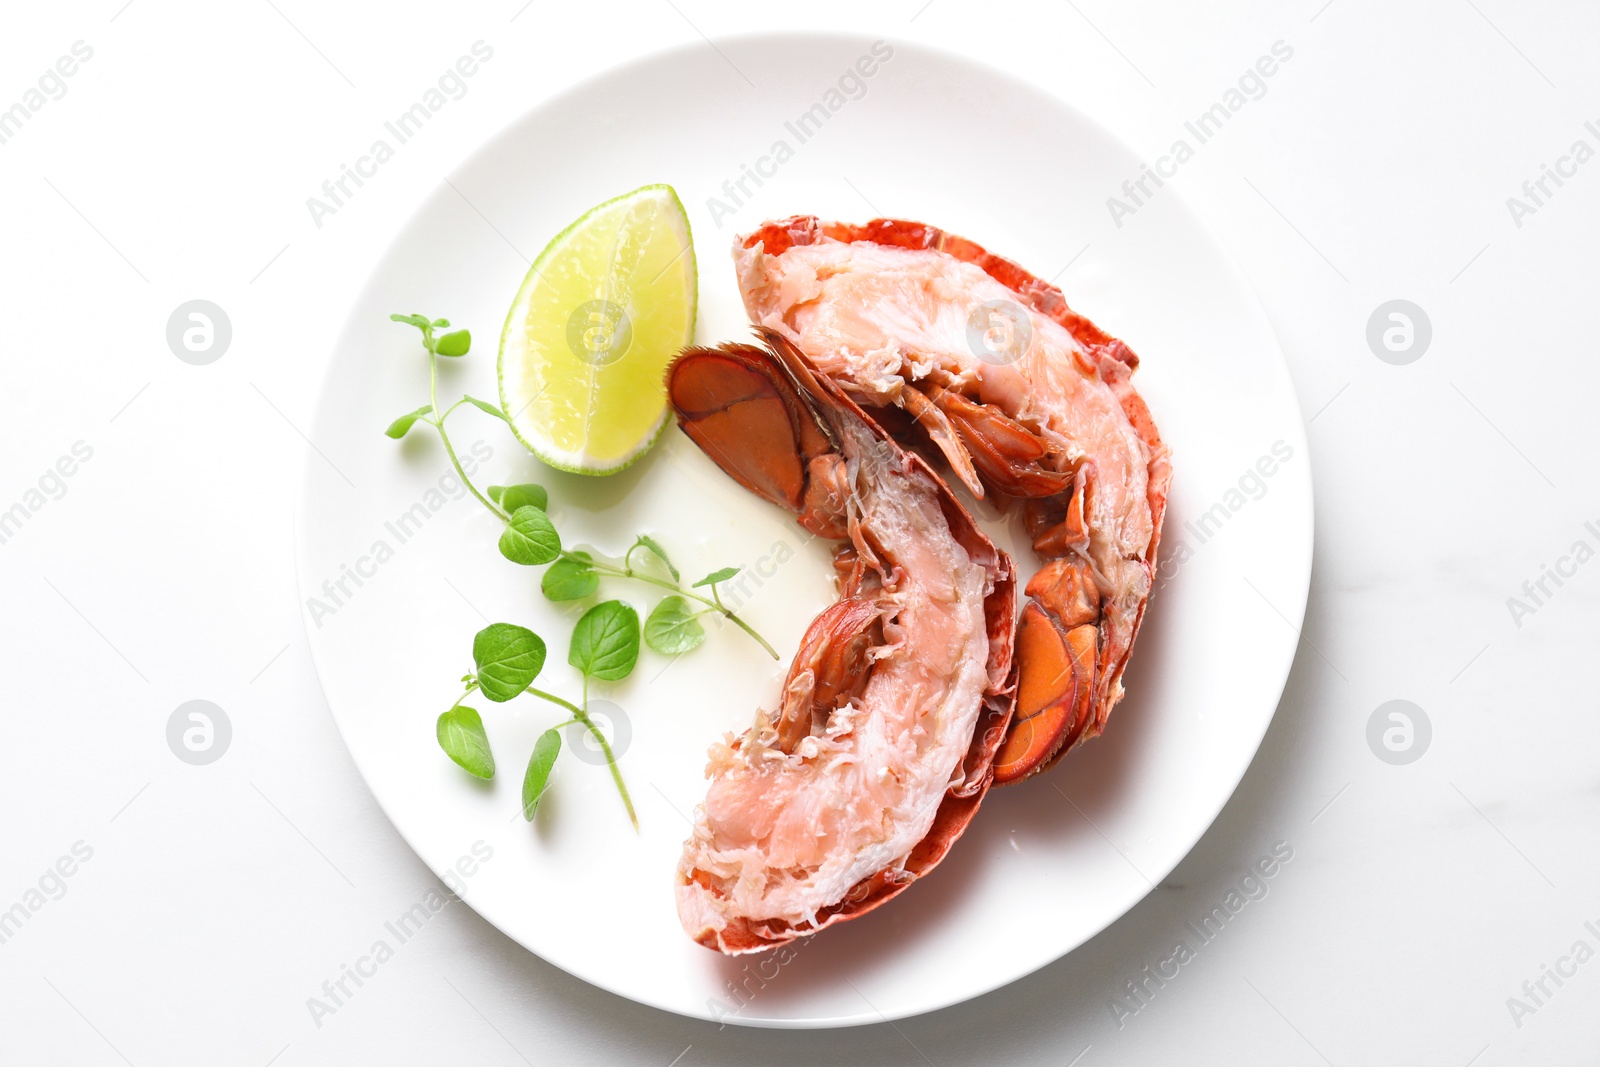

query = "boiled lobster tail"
(667, 328), (1015, 954)
(736, 216), (1171, 784)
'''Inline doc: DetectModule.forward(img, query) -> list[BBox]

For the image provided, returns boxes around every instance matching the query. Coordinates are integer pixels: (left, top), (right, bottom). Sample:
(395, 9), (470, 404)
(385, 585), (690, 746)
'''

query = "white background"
(1, 1), (1596, 1064)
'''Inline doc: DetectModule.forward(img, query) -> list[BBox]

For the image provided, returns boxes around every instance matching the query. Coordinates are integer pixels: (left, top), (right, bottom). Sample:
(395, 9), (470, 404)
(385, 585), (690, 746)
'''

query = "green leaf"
(436, 705), (495, 779)
(569, 600), (641, 681)
(644, 596), (705, 655)
(389, 312), (430, 328)
(542, 552), (599, 601)
(632, 535), (679, 580)
(384, 404), (433, 439)
(436, 329), (471, 357)
(498, 506), (562, 566)
(521, 728), (561, 820)
(464, 394), (507, 422)
(692, 566), (740, 589)
(472, 623), (547, 701)
(431, 317), (451, 329)
(488, 483), (548, 513)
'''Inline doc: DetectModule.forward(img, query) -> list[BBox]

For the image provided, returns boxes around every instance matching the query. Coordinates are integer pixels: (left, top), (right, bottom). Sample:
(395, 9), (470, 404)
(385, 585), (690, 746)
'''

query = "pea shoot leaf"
(692, 566), (740, 589)
(384, 404), (433, 439)
(435, 329), (471, 357)
(498, 506), (561, 566)
(436, 705), (495, 779)
(521, 729), (561, 820)
(644, 596), (705, 655)
(472, 622), (546, 701)
(569, 600), (640, 681)
(543, 552), (599, 601)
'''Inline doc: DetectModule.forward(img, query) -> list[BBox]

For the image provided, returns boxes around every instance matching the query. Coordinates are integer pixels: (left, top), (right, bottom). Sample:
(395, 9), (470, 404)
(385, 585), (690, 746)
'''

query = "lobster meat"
(667, 329), (1015, 955)
(735, 217), (1171, 783)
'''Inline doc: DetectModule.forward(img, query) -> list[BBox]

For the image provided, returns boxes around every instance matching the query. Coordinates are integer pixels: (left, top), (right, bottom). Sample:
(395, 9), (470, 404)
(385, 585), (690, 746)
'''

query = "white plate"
(296, 33), (1312, 1028)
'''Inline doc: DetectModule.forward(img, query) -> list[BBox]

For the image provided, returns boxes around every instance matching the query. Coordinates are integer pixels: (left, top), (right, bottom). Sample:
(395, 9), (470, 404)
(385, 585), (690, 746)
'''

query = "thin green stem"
(525, 683), (639, 832)
(426, 343), (508, 522)
(712, 606), (778, 660)
(525, 686), (584, 719)
(586, 559), (679, 594)
(439, 422), (507, 520)
(579, 675), (638, 831)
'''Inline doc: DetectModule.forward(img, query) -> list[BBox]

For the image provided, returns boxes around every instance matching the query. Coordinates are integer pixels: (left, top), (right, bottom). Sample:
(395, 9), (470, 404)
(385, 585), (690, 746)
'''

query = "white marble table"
(2, 1), (1594, 1063)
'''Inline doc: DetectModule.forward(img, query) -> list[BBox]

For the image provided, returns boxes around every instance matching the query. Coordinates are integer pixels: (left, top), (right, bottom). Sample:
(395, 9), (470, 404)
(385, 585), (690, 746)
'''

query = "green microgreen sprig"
(386, 312), (776, 660)
(435, 617), (641, 830)
(392, 311), (777, 828)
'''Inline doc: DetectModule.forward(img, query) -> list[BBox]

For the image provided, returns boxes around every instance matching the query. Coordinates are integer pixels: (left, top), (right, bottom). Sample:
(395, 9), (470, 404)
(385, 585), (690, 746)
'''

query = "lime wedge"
(497, 184), (697, 475)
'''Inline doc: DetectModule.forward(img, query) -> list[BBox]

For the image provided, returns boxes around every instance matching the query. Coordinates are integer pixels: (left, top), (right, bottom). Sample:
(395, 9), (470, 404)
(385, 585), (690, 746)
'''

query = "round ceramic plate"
(297, 33), (1313, 1028)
